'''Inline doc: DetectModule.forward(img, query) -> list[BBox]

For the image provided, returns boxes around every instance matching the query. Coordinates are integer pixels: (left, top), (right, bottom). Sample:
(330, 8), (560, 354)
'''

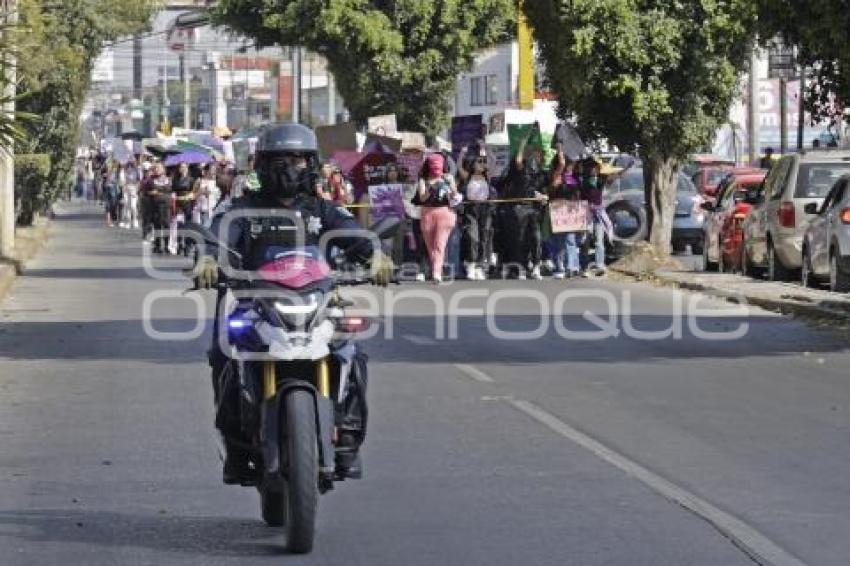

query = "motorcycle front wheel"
(283, 389), (319, 554)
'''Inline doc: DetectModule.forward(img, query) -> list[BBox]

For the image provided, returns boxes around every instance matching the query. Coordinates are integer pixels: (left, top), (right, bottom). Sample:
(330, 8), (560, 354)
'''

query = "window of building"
(470, 75), (498, 106)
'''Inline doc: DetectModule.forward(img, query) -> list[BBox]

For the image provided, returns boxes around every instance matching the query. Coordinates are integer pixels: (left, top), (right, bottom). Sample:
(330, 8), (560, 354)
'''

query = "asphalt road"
(0, 202), (848, 566)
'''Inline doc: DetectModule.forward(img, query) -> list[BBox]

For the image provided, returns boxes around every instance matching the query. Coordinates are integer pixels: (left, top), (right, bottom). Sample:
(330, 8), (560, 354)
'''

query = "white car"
(742, 150), (850, 280)
(801, 174), (850, 292)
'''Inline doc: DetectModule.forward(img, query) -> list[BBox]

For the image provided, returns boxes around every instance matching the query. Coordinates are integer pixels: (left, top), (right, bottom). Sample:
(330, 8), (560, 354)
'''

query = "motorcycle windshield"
(257, 246), (331, 289)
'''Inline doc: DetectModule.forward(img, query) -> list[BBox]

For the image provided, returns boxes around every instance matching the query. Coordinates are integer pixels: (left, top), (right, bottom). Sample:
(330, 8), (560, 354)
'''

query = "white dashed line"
(453, 363), (495, 383)
(507, 398), (808, 566)
(402, 334), (438, 346)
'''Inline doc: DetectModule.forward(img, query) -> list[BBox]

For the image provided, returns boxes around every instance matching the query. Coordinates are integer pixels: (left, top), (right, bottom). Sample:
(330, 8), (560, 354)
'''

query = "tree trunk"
(641, 154), (679, 256)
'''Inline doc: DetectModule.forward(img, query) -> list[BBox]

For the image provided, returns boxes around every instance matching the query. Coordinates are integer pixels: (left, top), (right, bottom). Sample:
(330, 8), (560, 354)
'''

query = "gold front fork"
(316, 357), (330, 398)
(263, 361), (276, 400)
(264, 359), (329, 400)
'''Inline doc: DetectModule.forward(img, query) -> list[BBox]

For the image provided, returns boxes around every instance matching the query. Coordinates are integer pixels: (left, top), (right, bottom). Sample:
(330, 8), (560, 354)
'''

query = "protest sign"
(451, 115), (484, 160)
(549, 200), (589, 233)
(552, 122), (589, 161)
(368, 184), (406, 221)
(507, 123), (544, 157)
(487, 145), (511, 177)
(367, 114), (398, 136)
(365, 133), (402, 154)
(396, 151), (425, 182)
(315, 122), (358, 159)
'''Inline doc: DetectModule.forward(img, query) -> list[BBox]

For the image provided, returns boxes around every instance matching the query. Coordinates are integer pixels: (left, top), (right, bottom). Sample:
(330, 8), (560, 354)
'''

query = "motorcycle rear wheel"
(283, 389), (318, 554)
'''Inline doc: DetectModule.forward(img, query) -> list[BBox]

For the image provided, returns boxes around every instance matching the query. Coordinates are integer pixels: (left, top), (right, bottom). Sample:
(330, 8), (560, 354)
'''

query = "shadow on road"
(0, 509), (287, 557)
(0, 314), (843, 364)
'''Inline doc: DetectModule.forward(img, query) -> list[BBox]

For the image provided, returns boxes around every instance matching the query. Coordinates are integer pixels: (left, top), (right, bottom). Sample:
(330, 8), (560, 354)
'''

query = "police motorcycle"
(184, 214), (399, 554)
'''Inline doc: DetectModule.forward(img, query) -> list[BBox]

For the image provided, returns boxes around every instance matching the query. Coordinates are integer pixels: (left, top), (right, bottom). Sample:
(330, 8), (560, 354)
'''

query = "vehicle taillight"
(841, 207), (850, 224)
(336, 317), (371, 334)
(778, 202), (795, 228)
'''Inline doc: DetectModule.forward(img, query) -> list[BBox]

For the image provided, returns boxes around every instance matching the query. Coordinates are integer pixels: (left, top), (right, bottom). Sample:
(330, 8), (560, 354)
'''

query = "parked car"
(702, 168), (767, 272)
(604, 168), (705, 255)
(685, 154), (736, 197)
(742, 150), (850, 280)
(801, 174), (850, 291)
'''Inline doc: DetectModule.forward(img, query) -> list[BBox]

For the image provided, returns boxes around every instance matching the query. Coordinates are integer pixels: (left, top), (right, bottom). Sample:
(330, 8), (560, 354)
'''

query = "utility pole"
(291, 46), (302, 124)
(780, 77), (788, 154)
(133, 33), (143, 101)
(181, 53), (191, 129)
(327, 68), (336, 124)
(747, 47), (760, 166)
(797, 65), (805, 150)
(0, 0), (17, 258)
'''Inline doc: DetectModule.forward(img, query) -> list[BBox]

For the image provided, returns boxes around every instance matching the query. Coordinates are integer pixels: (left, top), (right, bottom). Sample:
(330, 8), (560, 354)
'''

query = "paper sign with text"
(549, 200), (589, 233)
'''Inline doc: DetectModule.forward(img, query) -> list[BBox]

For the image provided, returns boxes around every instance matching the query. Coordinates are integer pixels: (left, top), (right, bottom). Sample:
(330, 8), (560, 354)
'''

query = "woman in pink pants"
(416, 153), (462, 283)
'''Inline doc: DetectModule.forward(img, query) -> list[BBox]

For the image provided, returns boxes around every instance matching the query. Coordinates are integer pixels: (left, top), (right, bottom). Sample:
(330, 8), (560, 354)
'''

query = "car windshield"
(795, 163), (850, 198)
(611, 169), (696, 194)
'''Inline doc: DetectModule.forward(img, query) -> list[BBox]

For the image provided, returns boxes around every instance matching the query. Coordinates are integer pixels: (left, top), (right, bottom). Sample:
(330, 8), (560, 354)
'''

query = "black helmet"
(256, 122), (318, 153)
(255, 123), (320, 199)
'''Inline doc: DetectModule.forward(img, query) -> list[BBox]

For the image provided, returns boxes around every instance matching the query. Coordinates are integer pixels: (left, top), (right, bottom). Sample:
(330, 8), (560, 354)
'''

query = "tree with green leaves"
(212, 0), (515, 135)
(14, 0), (157, 217)
(525, 0), (758, 254)
(759, 1), (850, 129)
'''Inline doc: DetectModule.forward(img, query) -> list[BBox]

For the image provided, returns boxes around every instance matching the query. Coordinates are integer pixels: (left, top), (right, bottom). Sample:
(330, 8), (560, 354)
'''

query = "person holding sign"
(549, 146), (586, 278)
(414, 153), (462, 283)
(458, 145), (495, 280)
(503, 122), (549, 280)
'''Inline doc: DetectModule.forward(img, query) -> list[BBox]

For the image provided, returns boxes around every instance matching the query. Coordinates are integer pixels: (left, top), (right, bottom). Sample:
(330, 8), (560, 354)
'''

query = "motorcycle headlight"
(272, 291), (323, 328)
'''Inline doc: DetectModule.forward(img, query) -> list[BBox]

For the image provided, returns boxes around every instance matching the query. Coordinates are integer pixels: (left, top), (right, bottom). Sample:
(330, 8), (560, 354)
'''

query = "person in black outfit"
(502, 124), (549, 279)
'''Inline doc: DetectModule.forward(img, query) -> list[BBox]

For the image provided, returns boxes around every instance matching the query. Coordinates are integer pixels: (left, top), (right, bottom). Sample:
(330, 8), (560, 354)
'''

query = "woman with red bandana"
(415, 153), (462, 283)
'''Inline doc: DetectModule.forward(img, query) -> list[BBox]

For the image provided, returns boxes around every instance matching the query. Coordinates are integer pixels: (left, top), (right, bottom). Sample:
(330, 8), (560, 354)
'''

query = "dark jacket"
(208, 191), (375, 270)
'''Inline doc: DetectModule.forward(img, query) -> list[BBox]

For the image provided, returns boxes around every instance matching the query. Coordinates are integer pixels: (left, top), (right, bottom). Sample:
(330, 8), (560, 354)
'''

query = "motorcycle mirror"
(182, 222), (243, 259)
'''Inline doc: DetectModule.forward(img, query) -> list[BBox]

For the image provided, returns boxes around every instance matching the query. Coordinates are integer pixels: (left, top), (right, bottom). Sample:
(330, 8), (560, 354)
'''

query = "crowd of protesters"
(76, 149), (233, 255)
(379, 126), (619, 283)
(75, 122), (621, 282)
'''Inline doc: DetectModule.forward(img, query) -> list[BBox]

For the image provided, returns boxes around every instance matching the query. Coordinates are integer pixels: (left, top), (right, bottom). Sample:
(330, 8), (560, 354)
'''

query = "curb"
(0, 218), (51, 304)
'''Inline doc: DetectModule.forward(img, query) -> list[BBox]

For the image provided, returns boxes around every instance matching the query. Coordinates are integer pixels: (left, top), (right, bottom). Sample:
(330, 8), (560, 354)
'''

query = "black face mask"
(525, 157), (541, 175)
(259, 155), (312, 199)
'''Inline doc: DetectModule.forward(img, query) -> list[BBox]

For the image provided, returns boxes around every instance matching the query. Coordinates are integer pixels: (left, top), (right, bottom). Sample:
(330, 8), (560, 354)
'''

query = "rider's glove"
(370, 252), (395, 287)
(190, 254), (219, 289)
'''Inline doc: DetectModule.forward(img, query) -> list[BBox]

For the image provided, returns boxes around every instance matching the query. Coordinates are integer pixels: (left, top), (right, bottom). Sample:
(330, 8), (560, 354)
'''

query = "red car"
(688, 154), (736, 197)
(702, 168), (767, 272)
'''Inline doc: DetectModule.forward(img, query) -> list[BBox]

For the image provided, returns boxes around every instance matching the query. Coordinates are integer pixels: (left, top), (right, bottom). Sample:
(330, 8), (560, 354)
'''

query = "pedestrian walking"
(457, 145), (494, 280)
(103, 158), (122, 227)
(194, 164), (220, 226)
(149, 163), (172, 253)
(414, 153), (462, 283)
(170, 162), (195, 254)
(120, 160), (141, 230)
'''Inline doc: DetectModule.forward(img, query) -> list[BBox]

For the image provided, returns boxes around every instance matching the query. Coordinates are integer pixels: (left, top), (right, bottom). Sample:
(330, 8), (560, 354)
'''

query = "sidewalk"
(0, 213), (53, 302)
(614, 265), (850, 330)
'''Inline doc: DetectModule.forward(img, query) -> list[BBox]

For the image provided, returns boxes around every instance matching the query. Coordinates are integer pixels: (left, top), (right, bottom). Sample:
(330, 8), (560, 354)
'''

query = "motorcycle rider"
(191, 123), (393, 484)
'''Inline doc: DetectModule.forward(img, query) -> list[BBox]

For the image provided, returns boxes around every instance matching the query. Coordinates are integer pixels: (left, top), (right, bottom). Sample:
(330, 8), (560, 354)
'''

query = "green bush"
(14, 153), (50, 226)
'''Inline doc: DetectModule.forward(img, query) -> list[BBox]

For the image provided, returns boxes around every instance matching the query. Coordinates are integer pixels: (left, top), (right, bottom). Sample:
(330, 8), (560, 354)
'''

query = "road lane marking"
(453, 364), (495, 383)
(402, 334), (438, 346)
(507, 398), (808, 566)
